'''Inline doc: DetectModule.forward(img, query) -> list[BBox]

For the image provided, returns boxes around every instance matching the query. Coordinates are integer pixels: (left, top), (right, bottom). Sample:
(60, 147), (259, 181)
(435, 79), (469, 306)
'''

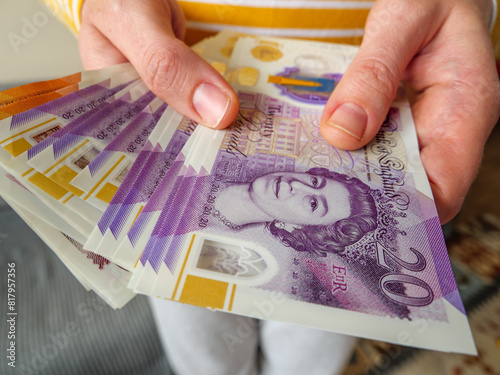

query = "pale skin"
(79, 0), (500, 224)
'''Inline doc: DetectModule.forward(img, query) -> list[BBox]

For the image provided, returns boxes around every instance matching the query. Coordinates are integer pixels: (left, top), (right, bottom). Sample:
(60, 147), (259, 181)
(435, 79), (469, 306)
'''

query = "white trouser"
(149, 297), (356, 375)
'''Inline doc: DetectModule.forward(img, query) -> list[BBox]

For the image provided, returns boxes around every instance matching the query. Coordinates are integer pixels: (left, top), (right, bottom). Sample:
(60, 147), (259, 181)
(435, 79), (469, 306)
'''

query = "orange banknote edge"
(0, 73), (82, 107)
(0, 84), (78, 120)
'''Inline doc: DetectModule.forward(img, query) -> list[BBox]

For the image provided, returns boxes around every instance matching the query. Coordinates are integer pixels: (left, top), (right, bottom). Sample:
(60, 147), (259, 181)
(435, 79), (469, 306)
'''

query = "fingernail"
(327, 103), (367, 140)
(193, 83), (230, 128)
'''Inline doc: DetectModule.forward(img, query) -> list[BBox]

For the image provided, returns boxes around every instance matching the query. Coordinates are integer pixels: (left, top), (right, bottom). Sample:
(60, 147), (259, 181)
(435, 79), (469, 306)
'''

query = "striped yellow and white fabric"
(178, 0), (370, 46)
(41, 0), (83, 35)
(40, 0), (500, 61)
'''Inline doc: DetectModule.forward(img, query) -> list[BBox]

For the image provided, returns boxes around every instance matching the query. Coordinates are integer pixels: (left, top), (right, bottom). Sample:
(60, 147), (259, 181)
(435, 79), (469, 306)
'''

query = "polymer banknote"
(88, 32), (238, 263)
(0, 68), (138, 165)
(112, 123), (209, 271)
(69, 102), (167, 200)
(0, 32), (475, 353)
(0, 71), (140, 228)
(127, 36), (474, 354)
(0, 63), (134, 121)
(4, 78), (146, 226)
(0, 63), (133, 107)
(99, 112), (196, 264)
(82, 110), (180, 253)
(26, 87), (159, 212)
(1, 164), (134, 308)
(6, 198), (134, 308)
(133, 90), (474, 354)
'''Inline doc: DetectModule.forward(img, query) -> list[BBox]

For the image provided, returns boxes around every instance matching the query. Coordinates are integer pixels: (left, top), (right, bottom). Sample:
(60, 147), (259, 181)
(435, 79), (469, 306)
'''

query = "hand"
(78, 0), (239, 129)
(320, 0), (500, 224)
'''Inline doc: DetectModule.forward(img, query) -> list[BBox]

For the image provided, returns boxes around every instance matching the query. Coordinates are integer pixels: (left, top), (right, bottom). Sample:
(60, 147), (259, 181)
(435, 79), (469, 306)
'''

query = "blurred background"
(0, 0), (82, 89)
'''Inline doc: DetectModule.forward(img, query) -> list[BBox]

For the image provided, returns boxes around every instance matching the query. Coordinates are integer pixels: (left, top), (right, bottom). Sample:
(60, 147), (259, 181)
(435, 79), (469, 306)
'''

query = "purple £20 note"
(105, 114), (199, 269)
(133, 91), (475, 354)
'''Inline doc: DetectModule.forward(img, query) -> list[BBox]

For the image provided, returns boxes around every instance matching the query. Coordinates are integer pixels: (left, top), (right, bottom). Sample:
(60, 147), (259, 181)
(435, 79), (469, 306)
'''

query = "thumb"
(320, 1), (445, 149)
(82, 0), (238, 129)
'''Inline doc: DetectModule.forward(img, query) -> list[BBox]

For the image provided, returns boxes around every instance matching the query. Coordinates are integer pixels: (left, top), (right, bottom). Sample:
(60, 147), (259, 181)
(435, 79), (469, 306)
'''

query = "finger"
(167, 0), (186, 41)
(78, 24), (128, 70)
(84, 1), (238, 129)
(405, 5), (500, 223)
(320, 0), (447, 150)
(413, 88), (485, 224)
(410, 70), (499, 224)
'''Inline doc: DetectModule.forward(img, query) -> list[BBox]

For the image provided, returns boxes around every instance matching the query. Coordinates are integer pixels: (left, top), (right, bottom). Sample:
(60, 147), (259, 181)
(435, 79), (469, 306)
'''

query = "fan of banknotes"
(0, 30), (476, 354)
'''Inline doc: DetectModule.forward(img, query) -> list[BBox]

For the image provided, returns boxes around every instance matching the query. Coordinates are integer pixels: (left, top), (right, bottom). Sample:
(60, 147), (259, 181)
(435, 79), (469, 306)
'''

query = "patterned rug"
(342, 213), (500, 375)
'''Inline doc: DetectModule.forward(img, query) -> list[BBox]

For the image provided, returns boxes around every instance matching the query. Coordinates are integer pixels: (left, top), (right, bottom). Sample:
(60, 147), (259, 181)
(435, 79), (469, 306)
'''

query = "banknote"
(15, 77), (142, 177)
(0, 63), (133, 107)
(0, 73), (81, 108)
(1, 77), (119, 122)
(83, 33), (233, 255)
(0, 85), (79, 121)
(26, 81), (153, 174)
(68, 99), (167, 210)
(82, 108), (179, 253)
(225, 36), (358, 107)
(5, 198), (135, 308)
(111, 122), (206, 271)
(1, 69), (139, 167)
(127, 34), (364, 282)
(26, 87), (158, 213)
(4, 196), (92, 292)
(10, 81), (152, 225)
(0, 72), (140, 233)
(94, 110), (195, 262)
(2, 168), (95, 238)
(0, 165), (87, 243)
(0, 32), (475, 354)
(129, 84), (474, 354)
(127, 126), (224, 291)
(191, 29), (246, 74)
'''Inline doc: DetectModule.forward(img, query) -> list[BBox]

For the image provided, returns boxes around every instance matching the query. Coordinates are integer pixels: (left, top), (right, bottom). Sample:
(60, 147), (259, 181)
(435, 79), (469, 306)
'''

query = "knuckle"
(86, 0), (124, 20)
(142, 44), (187, 96)
(351, 56), (400, 104)
(450, 75), (500, 124)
